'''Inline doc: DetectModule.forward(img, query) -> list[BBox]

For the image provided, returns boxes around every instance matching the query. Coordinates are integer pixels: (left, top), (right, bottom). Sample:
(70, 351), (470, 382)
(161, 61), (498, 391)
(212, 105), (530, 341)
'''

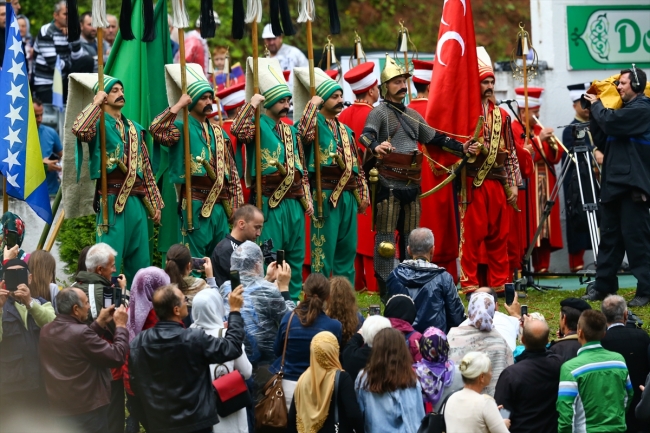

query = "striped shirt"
(557, 342), (633, 433)
(32, 22), (83, 86)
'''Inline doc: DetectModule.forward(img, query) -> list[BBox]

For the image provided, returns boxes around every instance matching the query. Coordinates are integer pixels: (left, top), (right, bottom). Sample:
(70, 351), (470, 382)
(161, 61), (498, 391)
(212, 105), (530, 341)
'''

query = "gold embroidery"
(114, 120), (139, 214)
(268, 124), (296, 209)
(261, 143), (283, 172)
(473, 108), (502, 188)
(200, 123), (227, 218)
(329, 122), (354, 207)
(311, 233), (326, 273)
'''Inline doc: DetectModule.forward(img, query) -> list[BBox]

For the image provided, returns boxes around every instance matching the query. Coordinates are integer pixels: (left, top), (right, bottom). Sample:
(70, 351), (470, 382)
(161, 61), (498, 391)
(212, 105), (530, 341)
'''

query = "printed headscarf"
(0, 212), (25, 251)
(414, 327), (455, 406)
(127, 267), (170, 341)
(467, 292), (495, 332)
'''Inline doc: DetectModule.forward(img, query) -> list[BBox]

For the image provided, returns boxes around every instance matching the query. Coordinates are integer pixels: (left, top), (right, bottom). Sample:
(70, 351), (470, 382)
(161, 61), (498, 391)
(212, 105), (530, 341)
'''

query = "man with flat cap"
(549, 297), (592, 362)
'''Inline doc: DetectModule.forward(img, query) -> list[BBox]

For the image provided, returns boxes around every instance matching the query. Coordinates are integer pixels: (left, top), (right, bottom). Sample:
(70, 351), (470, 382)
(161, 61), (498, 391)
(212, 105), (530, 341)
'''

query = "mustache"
(279, 108), (289, 116)
(203, 105), (213, 113)
(115, 96), (125, 103)
(396, 88), (407, 94)
(333, 103), (344, 109)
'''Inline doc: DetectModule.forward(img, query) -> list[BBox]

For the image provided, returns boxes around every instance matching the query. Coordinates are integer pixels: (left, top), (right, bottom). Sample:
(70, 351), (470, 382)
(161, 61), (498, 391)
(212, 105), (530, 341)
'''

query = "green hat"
(293, 67), (343, 119)
(92, 75), (123, 94)
(245, 58), (292, 109)
(164, 63), (214, 111)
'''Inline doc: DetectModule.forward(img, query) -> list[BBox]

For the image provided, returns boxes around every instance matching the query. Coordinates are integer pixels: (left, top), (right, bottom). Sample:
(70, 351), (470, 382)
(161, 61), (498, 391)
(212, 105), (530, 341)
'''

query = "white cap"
(262, 24), (279, 39)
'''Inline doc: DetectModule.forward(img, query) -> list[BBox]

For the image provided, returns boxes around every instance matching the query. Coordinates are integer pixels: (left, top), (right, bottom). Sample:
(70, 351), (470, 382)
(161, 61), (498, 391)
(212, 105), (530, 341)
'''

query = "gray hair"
(601, 295), (627, 324)
(54, 0), (66, 13)
(360, 315), (391, 347)
(408, 228), (434, 256)
(459, 351), (491, 382)
(56, 288), (84, 315)
(85, 243), (118, 273)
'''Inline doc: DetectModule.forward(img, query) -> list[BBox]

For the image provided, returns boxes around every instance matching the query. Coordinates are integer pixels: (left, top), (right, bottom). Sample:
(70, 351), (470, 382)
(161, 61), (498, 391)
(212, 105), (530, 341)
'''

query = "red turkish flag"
(425, 0), (482, 141)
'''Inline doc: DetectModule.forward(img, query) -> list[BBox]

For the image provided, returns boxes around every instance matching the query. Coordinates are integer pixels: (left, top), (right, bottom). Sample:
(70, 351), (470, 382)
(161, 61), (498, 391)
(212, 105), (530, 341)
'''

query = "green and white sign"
(567, 5), (650, 70)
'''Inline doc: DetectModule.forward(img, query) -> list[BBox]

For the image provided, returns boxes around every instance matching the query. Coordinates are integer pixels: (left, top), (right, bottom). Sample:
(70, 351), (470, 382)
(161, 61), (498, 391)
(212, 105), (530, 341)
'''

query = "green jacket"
(557, 341), (633, 433)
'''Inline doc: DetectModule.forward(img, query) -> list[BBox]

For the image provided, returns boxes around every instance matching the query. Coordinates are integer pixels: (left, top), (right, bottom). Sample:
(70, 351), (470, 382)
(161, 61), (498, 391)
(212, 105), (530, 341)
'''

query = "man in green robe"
(72, 75), (164, 282)
(150, 64), (243, 258)
(231, 58), (318, 301)
(294, 68), (369, 284)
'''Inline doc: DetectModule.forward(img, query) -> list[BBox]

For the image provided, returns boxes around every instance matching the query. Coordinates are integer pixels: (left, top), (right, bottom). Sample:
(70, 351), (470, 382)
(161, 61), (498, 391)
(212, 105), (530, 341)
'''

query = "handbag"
(255, 310), (297, 432)
(417, 390), (457, 433)
(212, 329), (254, 418)
(333, 370), (341, 433)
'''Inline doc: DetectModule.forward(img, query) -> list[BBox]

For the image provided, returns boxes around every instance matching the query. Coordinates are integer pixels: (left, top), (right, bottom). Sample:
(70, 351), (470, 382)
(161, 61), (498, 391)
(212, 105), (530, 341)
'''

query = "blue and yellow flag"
(0, 5), (52, 223)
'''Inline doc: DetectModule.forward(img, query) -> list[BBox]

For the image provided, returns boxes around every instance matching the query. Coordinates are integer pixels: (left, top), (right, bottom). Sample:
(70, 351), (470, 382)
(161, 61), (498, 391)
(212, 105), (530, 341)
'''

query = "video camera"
(572, 124), (590, 140)
(260, 239), (277, 265)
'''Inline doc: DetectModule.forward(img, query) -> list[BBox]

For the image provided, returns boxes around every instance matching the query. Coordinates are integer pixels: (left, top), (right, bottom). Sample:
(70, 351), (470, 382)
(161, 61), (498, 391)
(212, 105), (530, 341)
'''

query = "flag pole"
(37, 188), (62, 249)
(97, 26), (109, 232)
(2, 178), (7, 213)
(178, 9), (193, 231)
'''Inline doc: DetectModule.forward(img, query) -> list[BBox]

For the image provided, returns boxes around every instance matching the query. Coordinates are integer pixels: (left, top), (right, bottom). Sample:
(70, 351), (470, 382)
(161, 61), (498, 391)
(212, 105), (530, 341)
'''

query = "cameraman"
(0, 259), (56, 421)
(582, 67), (650, 307)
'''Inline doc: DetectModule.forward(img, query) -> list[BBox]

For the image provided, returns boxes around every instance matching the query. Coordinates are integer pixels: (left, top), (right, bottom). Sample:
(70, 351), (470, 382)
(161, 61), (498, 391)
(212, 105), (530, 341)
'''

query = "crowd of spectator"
(1, 221), (649, 433)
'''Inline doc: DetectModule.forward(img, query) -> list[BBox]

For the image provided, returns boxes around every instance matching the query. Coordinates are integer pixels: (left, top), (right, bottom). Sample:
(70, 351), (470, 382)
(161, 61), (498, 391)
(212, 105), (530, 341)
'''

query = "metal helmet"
(380, 54), (411, 98)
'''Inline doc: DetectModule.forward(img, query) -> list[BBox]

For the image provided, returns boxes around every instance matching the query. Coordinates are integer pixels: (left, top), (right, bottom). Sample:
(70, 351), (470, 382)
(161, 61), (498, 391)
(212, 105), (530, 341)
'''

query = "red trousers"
(460, 179), (510, 292)
(354, 254), (378, 292)
(569, 251), (585, 271)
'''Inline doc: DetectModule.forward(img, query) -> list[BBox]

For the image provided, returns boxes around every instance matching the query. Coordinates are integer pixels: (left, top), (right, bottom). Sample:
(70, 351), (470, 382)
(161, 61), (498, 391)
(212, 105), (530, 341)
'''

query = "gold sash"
(330, 122), (354, 207)
(114, 120), (139, 214)
(473, 107), (502, 188)
(200, 123), (228, 218)
(269, 123), (296, 208)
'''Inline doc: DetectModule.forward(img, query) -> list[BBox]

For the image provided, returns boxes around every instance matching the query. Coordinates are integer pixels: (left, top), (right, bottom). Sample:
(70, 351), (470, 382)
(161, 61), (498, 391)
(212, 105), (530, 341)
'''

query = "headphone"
(630, 63), (642, 93)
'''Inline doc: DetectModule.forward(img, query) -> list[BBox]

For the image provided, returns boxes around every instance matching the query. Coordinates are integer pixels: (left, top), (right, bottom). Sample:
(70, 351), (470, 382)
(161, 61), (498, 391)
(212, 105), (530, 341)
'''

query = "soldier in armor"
(359, 55), (477, 301)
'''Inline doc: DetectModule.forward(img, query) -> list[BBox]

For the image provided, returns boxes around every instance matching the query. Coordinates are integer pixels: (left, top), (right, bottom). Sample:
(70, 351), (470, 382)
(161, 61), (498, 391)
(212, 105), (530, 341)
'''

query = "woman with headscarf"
(191, 289), (252, 433)
(447, 292), (513, 397)
(123, 267), (170, 433)
(413, 327), (464, 413)
(384, 294), (422, 362)
(287, 331), (364, 433)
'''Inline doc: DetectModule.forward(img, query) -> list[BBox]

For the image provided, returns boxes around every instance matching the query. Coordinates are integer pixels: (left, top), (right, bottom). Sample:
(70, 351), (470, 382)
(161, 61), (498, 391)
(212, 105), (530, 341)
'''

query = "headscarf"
(128, 267), (170, 341)
(413, 327), (455, 406)
(384, 294), (417, 324)
(294, 331), (342, 433)
(467, 292), (495, 332)
(190, 288), (226, 334)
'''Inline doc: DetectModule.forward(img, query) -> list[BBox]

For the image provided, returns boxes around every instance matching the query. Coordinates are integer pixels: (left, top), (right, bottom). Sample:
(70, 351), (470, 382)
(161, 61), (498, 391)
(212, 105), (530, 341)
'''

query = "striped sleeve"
(625, 374), (633, 409)
(231, 103), (256, 144)
(296, 102), (318, 145)
(139, 136), (164, 210)
(149, 108), (180, 147)
(72, 103), (102, 143)
(557, 367), (580, 433)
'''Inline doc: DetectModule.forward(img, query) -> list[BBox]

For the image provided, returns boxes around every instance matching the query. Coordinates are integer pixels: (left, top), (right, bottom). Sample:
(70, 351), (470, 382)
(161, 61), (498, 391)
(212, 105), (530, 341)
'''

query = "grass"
(355, 288), (650, 334)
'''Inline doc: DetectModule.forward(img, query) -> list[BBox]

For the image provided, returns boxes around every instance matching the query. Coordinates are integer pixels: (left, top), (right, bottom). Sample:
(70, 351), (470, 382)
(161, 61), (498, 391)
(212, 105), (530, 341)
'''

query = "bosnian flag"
(52, 55), (64, 111)
(0, 5), (52, 223)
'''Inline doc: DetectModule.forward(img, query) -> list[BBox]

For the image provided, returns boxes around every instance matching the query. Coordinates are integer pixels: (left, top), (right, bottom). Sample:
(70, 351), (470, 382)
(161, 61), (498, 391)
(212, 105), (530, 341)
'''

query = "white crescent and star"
(441, 0), (467, 26)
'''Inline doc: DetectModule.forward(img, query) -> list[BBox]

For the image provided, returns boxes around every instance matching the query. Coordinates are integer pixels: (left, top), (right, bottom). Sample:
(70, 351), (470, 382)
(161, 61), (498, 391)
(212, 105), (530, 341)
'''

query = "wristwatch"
(27, 298), (41, 309)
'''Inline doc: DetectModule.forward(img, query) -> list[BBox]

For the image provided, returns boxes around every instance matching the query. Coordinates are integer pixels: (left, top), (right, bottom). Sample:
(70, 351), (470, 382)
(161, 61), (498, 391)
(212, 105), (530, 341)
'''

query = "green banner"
(567, 5), (650, 70)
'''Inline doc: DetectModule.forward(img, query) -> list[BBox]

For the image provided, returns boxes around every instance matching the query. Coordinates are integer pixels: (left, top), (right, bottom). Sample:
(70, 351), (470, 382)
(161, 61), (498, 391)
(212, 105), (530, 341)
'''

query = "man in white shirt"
(261, 24), (308, 88)
(461, 286), (521, 351)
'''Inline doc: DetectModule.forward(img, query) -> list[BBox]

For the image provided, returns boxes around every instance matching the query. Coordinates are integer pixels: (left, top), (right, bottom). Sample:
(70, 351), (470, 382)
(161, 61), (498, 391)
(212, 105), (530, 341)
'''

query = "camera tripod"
(517, 125), (600, 292)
